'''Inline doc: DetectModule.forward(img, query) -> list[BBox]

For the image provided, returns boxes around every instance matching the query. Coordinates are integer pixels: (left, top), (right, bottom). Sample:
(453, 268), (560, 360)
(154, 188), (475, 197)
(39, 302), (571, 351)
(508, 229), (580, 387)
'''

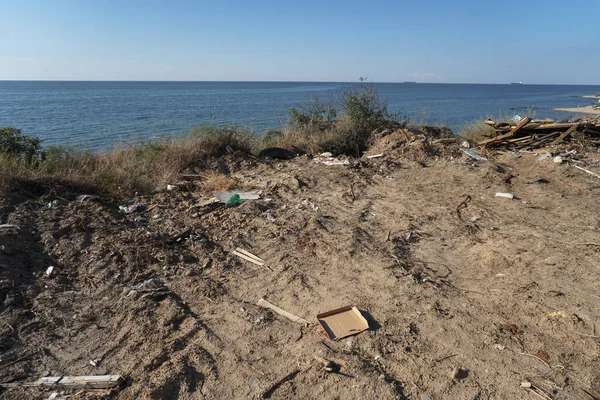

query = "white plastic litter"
(495, 193), (515, 199)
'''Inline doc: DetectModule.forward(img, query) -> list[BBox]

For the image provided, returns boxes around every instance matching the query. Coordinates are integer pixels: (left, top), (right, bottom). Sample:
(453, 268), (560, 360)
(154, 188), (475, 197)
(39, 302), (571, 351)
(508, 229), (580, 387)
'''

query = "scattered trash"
(553, 155), (563, 164)
(461, 148), (488, 161)
(301, 199), (319, 211)
(125, 279), (170, 300)
(257, 298), (309, 326)
(495, 193), (515, 199)
(314, 156), (350, 166)
(314, 355), (340, 373)
(45, 266), (57, 278)
(460, 140), (470, 148)
(166, 184), (178, 191)
(233, 248), (265, 267)
(513, 115), (522, 123)
(89, 358), (102, 367)
(75, 194), (98, 202)
(573, 165), (600, 179)
(119, 204), (146, 213)
(25, 375), (125, 389)
(317, 306), (369, 340)
(524, 177), (549, 184)
(264, 212), (276, 222)
(213, 190), (262, 204)
(520, 380), (554, 398)
(319, 152), (333, 157)
(226, 194), (243, 208)
(538, 152), (552, 161)
(366, 153), (384, 159)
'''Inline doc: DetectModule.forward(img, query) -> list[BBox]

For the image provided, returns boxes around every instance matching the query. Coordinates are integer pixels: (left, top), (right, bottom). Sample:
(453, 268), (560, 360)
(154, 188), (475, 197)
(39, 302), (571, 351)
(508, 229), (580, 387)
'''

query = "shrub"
(279, 85), (406, 156)
(190, 123), (257, 156)
(288, 96), (337, 129)
(0, 127), (42, 159)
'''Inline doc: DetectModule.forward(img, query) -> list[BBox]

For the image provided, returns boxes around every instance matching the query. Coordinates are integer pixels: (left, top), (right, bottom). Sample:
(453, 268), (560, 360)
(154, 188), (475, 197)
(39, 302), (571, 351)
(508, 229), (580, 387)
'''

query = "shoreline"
(581, 95), (600, 99)
(554, 105), (600, 115)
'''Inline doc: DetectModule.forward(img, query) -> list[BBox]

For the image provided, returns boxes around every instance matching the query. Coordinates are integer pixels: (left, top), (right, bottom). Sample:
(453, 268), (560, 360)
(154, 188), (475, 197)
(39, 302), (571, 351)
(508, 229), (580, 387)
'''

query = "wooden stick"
(235, 248), (264, 263)
(233, 251), (264, 266)
(551, 125), (578, 145)
(479, 117), (531, 146)
(0, 375), (125, 389)
(573, 165), (600, 179)
(257, 298), (309, 326)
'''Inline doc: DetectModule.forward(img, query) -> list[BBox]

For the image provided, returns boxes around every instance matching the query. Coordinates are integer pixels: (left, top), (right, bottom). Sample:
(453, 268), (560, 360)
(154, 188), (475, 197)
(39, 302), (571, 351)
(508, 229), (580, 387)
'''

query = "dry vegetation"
(0, 85), (411, 197)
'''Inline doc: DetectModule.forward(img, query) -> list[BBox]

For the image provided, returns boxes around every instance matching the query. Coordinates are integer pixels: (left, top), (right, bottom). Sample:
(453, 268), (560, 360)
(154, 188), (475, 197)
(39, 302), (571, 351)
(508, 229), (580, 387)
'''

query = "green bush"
(281, 85), (406, 156)
(288, 95), (337, 129)
(0, 127), (42, 159)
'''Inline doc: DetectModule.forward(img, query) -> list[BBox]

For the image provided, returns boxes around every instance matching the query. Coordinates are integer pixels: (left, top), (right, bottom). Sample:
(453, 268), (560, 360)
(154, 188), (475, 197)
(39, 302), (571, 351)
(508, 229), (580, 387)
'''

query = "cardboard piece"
(317, 306), (369, 340)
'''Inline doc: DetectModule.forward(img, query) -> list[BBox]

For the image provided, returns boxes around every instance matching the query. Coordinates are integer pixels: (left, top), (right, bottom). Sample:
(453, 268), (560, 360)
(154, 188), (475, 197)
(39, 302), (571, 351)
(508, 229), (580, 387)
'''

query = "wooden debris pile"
(478, 116), (600, 149)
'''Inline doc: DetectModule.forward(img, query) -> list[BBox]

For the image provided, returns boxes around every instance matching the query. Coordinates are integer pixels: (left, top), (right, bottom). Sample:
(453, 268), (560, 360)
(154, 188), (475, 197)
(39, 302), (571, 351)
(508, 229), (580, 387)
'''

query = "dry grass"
(460, 120), (496, 142)
(0, 125), (258, 197)
(201, 171), (237, 193)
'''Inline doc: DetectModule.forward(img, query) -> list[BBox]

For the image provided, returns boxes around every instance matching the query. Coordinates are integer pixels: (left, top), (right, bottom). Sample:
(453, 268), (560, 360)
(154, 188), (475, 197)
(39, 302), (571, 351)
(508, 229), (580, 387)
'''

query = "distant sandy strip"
(581, 95), (600, 99)
(555, 105), (600, 115)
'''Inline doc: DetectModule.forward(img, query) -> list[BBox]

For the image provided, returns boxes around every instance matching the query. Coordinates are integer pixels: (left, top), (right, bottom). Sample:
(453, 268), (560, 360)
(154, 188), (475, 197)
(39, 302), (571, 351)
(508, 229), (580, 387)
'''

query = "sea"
(1, 81), (599, 151)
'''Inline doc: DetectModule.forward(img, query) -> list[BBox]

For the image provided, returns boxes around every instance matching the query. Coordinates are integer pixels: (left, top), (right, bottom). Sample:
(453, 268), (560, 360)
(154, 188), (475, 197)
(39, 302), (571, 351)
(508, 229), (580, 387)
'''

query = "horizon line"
(1, 79), (600, 86)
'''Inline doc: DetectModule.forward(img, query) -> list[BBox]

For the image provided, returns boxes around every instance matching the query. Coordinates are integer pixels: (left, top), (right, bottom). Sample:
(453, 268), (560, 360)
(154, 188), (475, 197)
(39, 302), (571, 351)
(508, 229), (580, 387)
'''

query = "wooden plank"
(479, 117), (531, 146)
(235, 248), (264, 263)
(551, 125), (578, 145)
(257, 298), (309, 326)
(232, 251), (264, 266)
(34, 375), (124, 389)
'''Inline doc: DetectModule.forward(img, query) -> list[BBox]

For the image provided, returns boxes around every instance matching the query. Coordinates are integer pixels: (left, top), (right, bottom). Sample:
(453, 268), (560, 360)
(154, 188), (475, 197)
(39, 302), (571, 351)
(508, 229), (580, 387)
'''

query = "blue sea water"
(1, 81), (599, 150)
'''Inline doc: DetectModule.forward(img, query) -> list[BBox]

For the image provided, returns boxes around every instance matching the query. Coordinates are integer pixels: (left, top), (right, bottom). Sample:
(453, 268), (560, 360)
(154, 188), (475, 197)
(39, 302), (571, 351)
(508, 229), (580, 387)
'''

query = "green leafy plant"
(0, 127), (42, 159)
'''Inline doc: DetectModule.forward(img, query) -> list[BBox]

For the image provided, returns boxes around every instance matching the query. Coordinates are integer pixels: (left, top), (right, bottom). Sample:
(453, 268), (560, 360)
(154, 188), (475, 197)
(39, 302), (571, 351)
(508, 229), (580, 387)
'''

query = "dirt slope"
(1, 136), (600, 399)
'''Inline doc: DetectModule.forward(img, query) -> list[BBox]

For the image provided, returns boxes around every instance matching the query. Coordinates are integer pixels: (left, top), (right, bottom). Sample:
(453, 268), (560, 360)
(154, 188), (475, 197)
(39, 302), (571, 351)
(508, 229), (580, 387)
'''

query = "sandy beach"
(581, 95), (600, 99)
(555, 105), (600, 114)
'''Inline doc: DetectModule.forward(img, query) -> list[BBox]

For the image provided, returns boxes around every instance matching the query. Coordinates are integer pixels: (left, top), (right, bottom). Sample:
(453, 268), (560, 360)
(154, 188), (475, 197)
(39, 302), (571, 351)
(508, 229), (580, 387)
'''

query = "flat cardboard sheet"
(317, 306), (369, 340)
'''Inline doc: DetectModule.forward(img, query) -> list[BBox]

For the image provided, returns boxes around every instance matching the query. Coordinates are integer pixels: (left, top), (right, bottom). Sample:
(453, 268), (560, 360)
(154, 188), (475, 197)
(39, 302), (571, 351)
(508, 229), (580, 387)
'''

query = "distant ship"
(403, 81), (417, 84)
(511, 82), (524, 85)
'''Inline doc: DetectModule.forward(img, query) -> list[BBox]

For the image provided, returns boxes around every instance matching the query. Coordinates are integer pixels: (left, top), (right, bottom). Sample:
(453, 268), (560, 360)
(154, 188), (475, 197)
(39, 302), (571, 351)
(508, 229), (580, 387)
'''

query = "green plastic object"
(226, 194), (244, 207)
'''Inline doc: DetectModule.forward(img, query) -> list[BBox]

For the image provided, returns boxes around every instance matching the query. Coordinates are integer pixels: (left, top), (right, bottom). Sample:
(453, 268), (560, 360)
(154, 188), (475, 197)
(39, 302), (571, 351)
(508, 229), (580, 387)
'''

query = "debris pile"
(479, 116), (600, 149)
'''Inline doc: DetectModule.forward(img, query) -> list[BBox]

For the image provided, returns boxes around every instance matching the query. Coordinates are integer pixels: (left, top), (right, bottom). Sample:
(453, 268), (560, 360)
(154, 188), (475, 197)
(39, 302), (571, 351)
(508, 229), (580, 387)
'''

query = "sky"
(0, 0), (598, 84)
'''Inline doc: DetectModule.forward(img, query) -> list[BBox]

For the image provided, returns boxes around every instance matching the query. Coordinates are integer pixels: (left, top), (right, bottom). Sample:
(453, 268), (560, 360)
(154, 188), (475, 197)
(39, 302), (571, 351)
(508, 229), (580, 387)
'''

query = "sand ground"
(1, 132), (600, 399)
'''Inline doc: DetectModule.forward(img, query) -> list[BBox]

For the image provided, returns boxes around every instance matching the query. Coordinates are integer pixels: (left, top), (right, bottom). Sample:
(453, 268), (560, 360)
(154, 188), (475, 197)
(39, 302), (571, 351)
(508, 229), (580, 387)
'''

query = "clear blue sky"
(1, 0), (598, 84)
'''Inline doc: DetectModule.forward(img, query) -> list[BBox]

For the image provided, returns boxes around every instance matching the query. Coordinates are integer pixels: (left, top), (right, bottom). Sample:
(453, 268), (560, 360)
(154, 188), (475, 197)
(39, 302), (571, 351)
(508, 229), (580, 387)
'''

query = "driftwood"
(0, 375), (125, 389)
(476, 116), (600, 149)
(257, 298), (309, 326)
(479, 117), (531, 145)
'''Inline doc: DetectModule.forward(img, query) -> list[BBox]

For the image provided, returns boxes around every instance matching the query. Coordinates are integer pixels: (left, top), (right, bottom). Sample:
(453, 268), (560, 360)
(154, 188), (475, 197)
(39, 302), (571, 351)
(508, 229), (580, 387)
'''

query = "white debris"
(538, 152), (552, 161)
(495, 193), (515, 199)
